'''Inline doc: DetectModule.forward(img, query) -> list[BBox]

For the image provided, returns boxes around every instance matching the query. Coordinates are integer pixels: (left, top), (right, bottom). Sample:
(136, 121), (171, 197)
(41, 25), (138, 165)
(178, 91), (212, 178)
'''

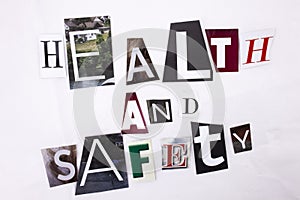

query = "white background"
(0, 0), (300, 199)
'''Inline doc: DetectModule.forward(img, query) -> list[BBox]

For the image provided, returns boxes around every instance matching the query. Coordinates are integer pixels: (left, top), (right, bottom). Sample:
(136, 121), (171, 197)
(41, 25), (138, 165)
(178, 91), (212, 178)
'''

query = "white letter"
(152, 102), (171, 122)
(211, 38), (231, 68)
(54, 149), (76, 181)
(233, 130), (249, 149)
(194, 126), (224, 166)
(80, 139), (123, 187)
(127, 48), (155, 81)
(69, 29), (105, 81)
(176, 31), (211, 79)
(122, 100), (146, 130)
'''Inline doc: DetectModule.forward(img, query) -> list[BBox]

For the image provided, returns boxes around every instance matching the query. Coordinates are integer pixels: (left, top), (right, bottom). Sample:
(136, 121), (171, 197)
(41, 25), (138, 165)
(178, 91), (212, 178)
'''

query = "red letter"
(243, 36), (273, 64)
(162, 143), (188, 169)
